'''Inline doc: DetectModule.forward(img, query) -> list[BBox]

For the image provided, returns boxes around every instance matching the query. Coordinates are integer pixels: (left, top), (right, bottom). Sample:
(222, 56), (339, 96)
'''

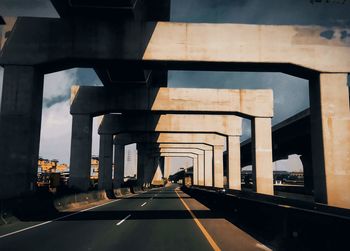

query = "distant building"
(38, 158), (69, 173)
(91, 155), (99, 179)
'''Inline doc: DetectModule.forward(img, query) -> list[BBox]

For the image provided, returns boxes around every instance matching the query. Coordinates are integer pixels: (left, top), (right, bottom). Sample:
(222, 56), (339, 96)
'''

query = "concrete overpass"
(0, 1), (349, 250)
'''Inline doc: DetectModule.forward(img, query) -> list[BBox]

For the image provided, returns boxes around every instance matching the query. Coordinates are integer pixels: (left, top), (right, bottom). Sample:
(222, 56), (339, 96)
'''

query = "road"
(0, 184), (270, 251)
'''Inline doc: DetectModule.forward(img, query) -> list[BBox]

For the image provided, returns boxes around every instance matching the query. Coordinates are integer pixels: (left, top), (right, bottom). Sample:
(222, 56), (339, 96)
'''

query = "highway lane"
(0, 185), (214, 251)
(0, 184), (271, 251)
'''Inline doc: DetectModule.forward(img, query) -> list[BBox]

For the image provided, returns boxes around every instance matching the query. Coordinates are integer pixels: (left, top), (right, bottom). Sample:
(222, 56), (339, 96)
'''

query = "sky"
(0, 0), (350, 174)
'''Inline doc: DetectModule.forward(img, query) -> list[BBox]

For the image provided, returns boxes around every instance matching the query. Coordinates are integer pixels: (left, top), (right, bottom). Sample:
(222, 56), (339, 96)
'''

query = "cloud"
(43, 69), (78, 108)
(39, 99), (72, 163)
(39, 68), (102, 164)
(169, 71), (309, 141)
(0, 0), (58, 17)
(171, 0), (350, 26)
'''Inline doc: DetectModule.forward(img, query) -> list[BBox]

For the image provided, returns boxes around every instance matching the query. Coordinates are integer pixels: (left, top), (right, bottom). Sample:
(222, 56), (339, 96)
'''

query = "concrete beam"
(99, 113), (242, 136)
(157, 143), (212, 151)
(114, 132), (226, 146)
(152, 152), (197, 185)
(71, 86), (273, 118)
(2, 18), (350, 73)
(152, 147), (205, 186)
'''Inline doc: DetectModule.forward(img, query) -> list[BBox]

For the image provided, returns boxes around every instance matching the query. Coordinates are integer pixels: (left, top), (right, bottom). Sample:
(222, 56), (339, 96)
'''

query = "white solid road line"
(141, 202), (147, 207)
(0, 192), (145, 239)
(0, 199), (120, 239)
(116, 214), (131, 226)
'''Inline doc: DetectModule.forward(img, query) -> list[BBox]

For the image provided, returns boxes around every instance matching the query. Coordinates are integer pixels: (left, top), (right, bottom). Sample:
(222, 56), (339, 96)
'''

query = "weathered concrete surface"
(204, 150), (213, 187)
(99, 113), (242, 136)
(2, 18), (350, 73)
(71, 86), (273, 118)
(0, 66), (43, 199)
(213, 145), (224, 188)
(136, 144), (147, 187)
(113, 145), (125, 188)
(252, 118), (274, 195)
(98, 134), (113, 190)
(227, 136), (241, 190)
(143, 22), (350, 73)
(164, 157), (171, 179)
(157, 143), (212, 151)
(309, 73), (350, 208)
(143, 156), (159, 187)
(69, 115), (93, 191)
(114, 132), (226, 147)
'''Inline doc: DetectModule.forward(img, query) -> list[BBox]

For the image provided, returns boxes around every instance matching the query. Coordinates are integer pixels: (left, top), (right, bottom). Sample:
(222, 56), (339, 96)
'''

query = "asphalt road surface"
(0, 184), (270, 251)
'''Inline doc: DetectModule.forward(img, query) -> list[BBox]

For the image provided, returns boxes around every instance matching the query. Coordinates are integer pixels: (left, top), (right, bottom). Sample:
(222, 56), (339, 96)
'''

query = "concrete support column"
(198, 153), (205, 186)
(193, 156), (198, 185)
(151, 157), (164, 185)
(213, 145), (224, 188)
(0, 66), (43, 198)
(204, 150), (213, 187)
(252, 117), (274, 195)
(98, 134), (113, 190)
(164, 156), (171, 179)
(144, 156), (157, 187)
(299, 153), (314, 195)
(227, 136), (241, 190)
(69, 114), (93, 191)
(309, 73), (350, 208)
(113, 145), (125, 188)
(136, 144), (147, 187)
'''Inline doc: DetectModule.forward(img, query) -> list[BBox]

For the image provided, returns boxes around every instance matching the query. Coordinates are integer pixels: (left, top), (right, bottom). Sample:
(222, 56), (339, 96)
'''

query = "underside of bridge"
(0, 1), (349, 250)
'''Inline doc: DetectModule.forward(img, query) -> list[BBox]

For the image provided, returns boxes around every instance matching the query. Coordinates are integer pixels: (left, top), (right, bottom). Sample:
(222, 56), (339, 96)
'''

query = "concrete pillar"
(158, 156), (165, 177)
(144, 156), (157, 186)
(136, 144), (147, 187)
(227, 136), (241, 190)
(204, 150), (213, 186)
(251, 117), (274, 195)
(193, 156), (198, 185)
(98, 134), (113, 190)
(69, 114), (93, 191)
(299, 152), (314, 195)
(198, 153), (205, 186)
(113, 145), (125, 188)
(164, 156), (171, 178)
(0, 66), (43, 198)
(309, 73), (350, 208)
(152, 158), (164, 185)
(213, 145), (224, 188)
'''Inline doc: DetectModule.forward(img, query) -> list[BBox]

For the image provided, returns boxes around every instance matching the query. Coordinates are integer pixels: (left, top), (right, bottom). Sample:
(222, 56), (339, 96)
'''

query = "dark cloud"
(171, 0), (350, 27)
(169, 71), (309, 124)
(0, 0), (58, 17)
(42, 68), (102, 108)
(43, 93), (69, 108)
